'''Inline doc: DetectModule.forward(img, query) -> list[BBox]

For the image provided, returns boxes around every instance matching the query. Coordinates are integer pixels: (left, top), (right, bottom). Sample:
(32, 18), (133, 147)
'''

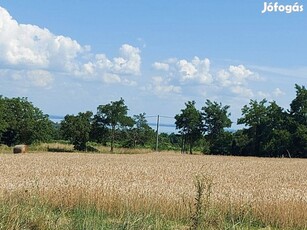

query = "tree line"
(0, 84), (306, 157)
(175, 84), (306, 157)
(0, 97), (156, 152)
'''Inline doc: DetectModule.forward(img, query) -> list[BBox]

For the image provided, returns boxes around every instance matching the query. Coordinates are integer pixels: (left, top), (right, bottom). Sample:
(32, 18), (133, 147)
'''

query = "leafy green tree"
(175, 101), (202, 154)
(157, 133), (173, 151)
(237, 99), (268, 156)
(96, 98), (134, 152)
(201, 100), (232, 154)
(168, 133), (182, 150)
(0, 97), (8, 140)
(289, 84), (307, 157)
(291, 124), (307, 157)
(262, 101), (291, 157)
(90, 114), (109, 145)
(0, 97), (54, 146)
(131, 113), (155, 147)
(236, 92), (307, 158)
(290, 84), (307, 125)
(231, 129), (250, 156)
(60, 111), (93, 151)
(50, 121), (62, 140)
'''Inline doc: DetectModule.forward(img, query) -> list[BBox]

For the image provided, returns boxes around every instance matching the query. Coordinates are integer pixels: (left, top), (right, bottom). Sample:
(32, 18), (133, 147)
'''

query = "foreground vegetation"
(1, 151), (306, 229)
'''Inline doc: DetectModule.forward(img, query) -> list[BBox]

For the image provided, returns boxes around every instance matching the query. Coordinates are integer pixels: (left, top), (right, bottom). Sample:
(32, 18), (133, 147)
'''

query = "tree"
(175, 101), (202, 154)
(60, 111), (93, 151)
(237, 99), (268, 156)
(290, 84), (307, 125)
(201, 100), (232, 154)
(288, 84), (307, 157)
(122, 113), (155, 148)
(0, 96), (8, 140)
(96, 98), (134, 152)
(0, 97), (54, 146)
(231, 129), (250, 156)
(90, 114), (109, 145)
(236, 92), (307, 158)
(131, 113), (155, 147)
(262, 101), (291, 157)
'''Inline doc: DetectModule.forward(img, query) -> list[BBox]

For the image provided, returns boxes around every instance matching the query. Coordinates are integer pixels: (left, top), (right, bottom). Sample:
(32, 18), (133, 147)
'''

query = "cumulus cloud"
(151, 56), (213, 86)
(147, 58), (263, 99)
(112, 44), (141, 75)
(0, 6), (141, 87)
(27, 70), (54, 87)
(178, 59), (197, 78)
(216, 69), (231, 87)
(102, 73), (121, 84)
(177, 57), (212, 84)
(231, 85), (254, 98)
(145, 76), (181, 95)
(76, 44), (141, 83)
(217, 65), (257, 87)
(216, 65), (262, 97)
(0, 69), (53, 88)
(152, 62), (169, 71)
(257, 91), (271, 98)
(256, 88), (285, 99)
(0, 7), (83, 71)
(273, 88), (285, 97)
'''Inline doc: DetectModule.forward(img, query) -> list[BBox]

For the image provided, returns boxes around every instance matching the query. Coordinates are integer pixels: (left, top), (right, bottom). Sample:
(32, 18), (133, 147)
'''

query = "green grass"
(0, 144), (11, 154)
(1, 183), (302, 230)
(0, 194), (287, 230)
(0, 194), (188, 230)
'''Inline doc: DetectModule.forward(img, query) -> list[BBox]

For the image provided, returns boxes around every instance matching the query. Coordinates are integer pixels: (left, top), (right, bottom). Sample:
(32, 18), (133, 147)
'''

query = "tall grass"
(0, 144), (11, 154)
(0, 152), (307, 229)
(27, 142), (153, 154)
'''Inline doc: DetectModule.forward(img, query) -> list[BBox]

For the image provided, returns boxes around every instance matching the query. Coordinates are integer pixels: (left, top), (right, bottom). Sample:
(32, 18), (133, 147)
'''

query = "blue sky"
(0, 1), (306, 131)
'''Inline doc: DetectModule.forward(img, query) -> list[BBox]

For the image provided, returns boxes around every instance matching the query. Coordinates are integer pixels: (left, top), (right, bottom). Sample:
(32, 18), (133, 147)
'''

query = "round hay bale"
(13, 145), (28, 154)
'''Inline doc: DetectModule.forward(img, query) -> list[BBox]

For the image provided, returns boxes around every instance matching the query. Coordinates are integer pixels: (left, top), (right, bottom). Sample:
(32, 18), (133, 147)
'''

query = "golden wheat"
(0, 151), (306, 227)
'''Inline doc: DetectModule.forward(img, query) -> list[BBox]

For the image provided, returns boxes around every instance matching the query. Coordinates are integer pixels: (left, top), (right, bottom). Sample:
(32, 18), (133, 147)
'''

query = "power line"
(160, 116), (174, 119)
(148, 123), (176, 128)
(145, 115), (177, 152)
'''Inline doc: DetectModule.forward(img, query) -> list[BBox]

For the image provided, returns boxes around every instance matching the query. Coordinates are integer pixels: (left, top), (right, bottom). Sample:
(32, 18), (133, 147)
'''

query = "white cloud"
(152, 62), (169, 71)
(231, 85), (254, 98)
(0, 7), (83, 71)
(256, 88), (285, 99)
(27, 70), (54, 87)
(102, 73), (121, 84)
(229, 65), (253, 82)
(146, 76), (181, 95)
(95, 54), (113, 70)
(0, 7), (141, 87)
(112, 44), (141, 75)
(148, 59), (264, 99)
(150, 56), (213, 87)
(0, 69), (53, 88)
(177, 57), (212, 84)
(216, 69), (231, 87)
(178, 59), (197, 78)
(257, 91), (271, 98)
(216, 65), (262, 98)
(122, 79), (137, 86)
(74, 44), (141, 82)
(218, 65), (257, 87)
(273, 88), (285, 97)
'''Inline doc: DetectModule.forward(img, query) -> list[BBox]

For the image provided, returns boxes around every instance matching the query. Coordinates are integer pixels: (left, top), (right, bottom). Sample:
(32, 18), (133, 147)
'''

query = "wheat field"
(1, 151), (307, 229)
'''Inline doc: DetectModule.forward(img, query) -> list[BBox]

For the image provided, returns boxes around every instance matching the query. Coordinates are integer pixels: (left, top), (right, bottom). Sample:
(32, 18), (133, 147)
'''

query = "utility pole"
(155, 115), (160, 152)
